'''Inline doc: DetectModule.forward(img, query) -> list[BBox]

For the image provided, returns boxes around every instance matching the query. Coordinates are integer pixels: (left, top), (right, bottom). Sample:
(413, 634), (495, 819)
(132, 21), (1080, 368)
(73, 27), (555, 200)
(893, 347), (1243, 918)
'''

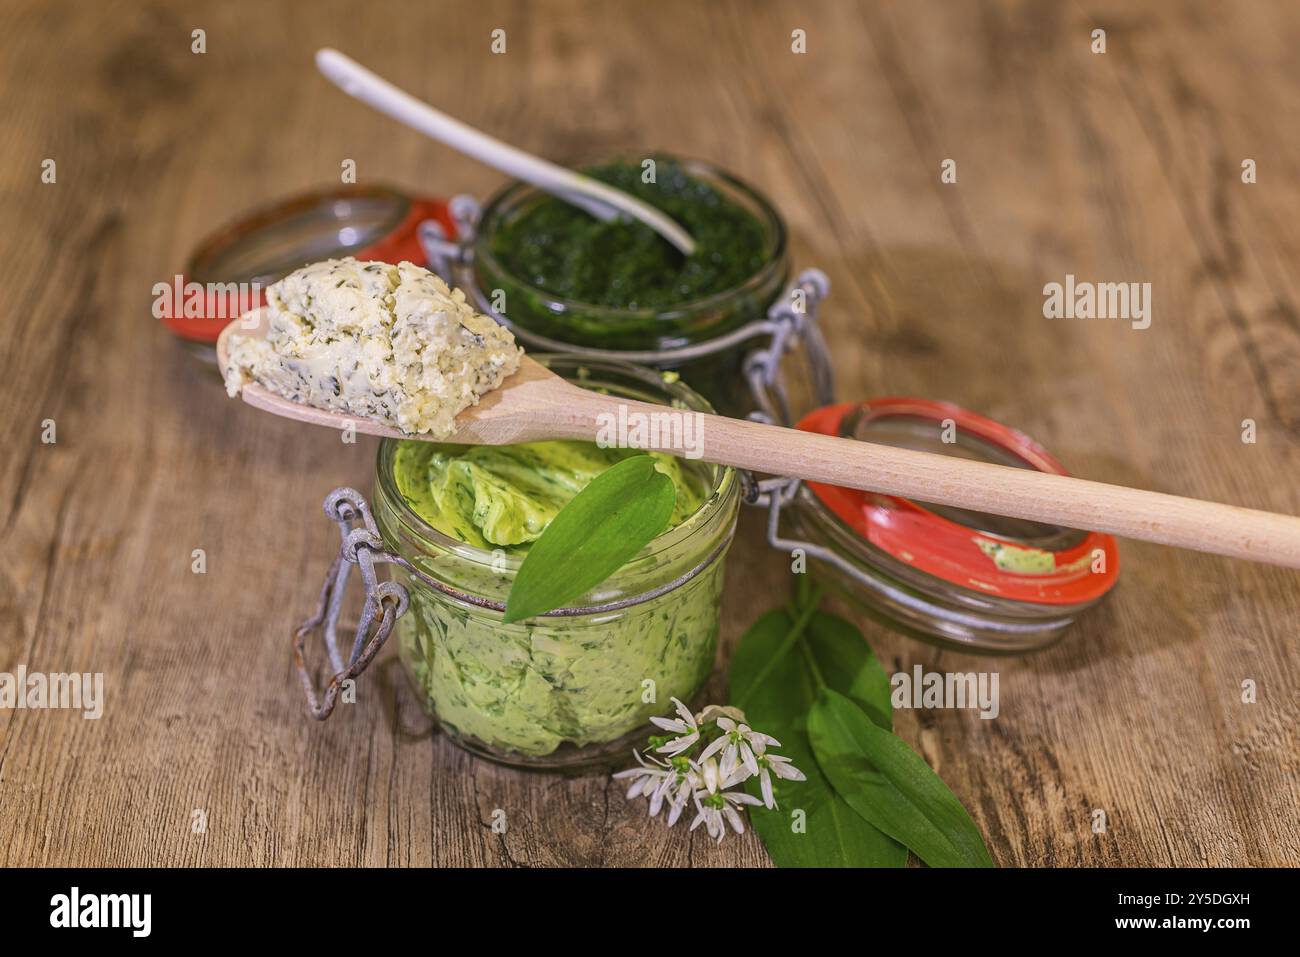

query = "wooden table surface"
(2, 0), (1297, 868)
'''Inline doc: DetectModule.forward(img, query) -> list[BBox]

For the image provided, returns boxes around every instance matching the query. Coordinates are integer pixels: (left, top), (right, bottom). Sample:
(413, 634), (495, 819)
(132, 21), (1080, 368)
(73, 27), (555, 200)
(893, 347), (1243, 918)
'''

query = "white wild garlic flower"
(650, 697), (702, 756)
(691, 788), (764, 843)
(616, 700), (804, 843)
(699, 716), (780, 782)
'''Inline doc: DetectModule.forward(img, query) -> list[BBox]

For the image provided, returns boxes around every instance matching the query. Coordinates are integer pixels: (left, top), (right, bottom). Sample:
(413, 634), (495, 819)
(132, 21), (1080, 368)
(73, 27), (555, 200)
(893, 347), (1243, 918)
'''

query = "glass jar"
(371, 355), (740, 769)
(463, 156), (790, 415)
(752, 398), (1120, 654)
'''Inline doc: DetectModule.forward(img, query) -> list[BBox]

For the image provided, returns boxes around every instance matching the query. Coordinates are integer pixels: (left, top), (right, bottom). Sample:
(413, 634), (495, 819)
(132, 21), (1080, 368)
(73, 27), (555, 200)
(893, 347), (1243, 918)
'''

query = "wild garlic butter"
(222, 258), (522, 437)
(390, 438), (719, 757)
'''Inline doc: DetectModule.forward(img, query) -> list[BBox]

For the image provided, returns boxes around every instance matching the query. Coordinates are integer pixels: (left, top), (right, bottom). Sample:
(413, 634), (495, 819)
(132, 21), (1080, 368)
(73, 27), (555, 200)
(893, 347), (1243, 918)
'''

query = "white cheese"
(222, 258), (523, 437)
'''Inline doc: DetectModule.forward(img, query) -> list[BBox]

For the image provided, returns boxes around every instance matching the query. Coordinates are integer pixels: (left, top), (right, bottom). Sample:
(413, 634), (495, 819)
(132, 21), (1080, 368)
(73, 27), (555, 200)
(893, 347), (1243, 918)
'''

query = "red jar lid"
(159, 185), (457, 344)
(796, 398), (1119, 606)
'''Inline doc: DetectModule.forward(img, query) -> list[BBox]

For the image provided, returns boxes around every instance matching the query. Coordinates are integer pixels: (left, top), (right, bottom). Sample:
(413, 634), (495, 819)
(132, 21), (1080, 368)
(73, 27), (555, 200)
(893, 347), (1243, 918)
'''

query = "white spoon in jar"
(219, 310), (1300, 571)
(314, 48), (696, 256)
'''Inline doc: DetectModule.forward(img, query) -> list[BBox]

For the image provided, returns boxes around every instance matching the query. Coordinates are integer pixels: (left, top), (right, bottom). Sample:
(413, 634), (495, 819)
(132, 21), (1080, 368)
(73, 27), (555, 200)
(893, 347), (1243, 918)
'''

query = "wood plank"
(0, 0), (1294, 867)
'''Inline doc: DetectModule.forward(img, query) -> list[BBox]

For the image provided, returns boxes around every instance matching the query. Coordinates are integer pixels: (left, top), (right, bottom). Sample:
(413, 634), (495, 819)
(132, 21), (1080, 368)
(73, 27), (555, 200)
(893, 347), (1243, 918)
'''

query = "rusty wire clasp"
(292, 488), (410, 720)
(741, 269), (834, 425)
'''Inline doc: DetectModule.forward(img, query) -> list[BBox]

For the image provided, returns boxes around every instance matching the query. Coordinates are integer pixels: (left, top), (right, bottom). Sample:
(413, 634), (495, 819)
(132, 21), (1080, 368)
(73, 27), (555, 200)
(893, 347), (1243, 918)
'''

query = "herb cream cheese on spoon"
(222, 258), (522, 437)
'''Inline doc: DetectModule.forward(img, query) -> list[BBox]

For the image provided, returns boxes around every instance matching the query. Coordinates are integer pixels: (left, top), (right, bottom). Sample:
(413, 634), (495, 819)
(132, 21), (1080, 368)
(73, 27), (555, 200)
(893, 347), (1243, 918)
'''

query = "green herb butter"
(390, 439), (724, 757)
(393, 440), (707, 549)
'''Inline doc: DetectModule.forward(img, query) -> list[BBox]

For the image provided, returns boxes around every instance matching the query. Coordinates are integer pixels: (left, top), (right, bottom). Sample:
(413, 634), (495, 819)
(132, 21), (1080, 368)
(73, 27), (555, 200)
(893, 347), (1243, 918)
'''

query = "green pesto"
(488, 158), (768, 310)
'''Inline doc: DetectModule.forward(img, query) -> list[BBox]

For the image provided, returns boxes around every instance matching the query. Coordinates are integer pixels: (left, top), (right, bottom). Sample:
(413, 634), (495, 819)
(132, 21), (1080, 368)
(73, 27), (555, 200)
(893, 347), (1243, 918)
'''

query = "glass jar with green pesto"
(371, 355), (740, 769)
(465, 155), (789, 415)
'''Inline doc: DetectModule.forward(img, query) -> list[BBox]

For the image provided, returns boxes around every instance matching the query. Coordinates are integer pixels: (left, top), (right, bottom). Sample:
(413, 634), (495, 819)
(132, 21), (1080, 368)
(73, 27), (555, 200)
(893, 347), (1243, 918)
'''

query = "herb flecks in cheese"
(222, 258), (523, 437)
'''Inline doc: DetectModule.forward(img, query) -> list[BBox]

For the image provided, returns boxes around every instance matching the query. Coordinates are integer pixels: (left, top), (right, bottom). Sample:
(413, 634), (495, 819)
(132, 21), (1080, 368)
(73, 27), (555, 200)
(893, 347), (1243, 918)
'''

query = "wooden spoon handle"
(546, 394), (1300, 569)
(710, 415), (1300, 567)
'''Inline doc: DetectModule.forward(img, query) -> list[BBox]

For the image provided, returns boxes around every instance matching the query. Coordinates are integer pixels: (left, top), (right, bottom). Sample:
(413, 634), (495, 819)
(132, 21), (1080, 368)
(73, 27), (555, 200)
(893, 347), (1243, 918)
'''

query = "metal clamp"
(742, 470), (851, 578)
(735, 413), (869, 598)
(741, 270), (834, 426)
(419, 194), (482, 281)
(292, 488), (410, 720)
(741, 467), (884, 610)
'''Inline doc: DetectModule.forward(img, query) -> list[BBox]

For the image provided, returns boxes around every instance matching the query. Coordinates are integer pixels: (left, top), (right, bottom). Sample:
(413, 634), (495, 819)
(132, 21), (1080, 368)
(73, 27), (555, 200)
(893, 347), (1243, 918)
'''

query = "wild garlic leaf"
(808, 688), (994, 868)
(802, 609), (893, 731)
(729, 608), (905, 868)
(503, 454), (675, 623)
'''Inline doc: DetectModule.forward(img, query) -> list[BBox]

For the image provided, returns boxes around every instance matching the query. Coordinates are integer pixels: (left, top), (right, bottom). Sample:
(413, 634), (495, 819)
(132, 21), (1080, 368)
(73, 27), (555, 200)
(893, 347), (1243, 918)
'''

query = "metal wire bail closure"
(293, 488), (410, 720)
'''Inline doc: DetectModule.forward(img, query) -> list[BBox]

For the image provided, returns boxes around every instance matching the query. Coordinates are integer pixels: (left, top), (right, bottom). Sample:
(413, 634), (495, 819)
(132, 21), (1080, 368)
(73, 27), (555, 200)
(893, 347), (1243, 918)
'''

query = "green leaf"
(808, 688), (994, 868)
(729, 608), (906, 868)
(503, 454), (675, 623)
(802, 610), (893, 731)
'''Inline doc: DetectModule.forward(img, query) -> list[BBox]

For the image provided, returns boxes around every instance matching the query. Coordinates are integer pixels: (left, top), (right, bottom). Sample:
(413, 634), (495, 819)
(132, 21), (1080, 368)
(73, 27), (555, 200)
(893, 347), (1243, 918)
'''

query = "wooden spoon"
(218, 311), (1300, 569)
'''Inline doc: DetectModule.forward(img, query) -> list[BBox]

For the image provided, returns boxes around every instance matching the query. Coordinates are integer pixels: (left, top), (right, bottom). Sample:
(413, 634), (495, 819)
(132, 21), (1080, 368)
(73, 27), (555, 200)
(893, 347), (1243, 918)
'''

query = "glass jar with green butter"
(370, 356), (740, 769)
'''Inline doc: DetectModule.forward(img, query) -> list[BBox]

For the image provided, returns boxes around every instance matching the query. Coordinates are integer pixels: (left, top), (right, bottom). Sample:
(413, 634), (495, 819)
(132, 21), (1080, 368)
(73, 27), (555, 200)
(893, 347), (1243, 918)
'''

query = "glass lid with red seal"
(158, 185), (457, 364)
(743, 340), (1119, 653)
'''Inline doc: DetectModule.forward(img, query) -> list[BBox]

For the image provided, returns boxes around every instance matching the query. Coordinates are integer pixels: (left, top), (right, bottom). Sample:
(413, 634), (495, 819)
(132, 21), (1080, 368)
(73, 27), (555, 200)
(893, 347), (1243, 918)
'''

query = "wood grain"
(0, 0), (1296, 867)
